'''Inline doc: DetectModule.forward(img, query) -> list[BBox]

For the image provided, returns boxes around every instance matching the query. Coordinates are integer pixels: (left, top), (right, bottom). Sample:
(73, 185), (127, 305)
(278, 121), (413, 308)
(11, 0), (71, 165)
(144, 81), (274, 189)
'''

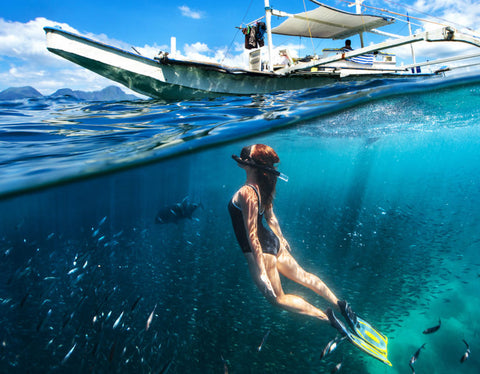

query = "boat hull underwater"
(44, 27), (431, 101)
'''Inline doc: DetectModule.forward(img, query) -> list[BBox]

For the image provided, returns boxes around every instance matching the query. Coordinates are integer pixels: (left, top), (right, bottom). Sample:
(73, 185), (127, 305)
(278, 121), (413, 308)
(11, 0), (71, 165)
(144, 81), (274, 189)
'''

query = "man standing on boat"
(342, 39), (353, 51)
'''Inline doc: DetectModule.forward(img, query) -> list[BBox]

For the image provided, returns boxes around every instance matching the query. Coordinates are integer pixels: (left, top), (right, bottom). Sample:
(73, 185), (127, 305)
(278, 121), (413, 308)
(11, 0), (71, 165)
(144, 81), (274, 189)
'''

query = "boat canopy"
(271, 2), (395, 39)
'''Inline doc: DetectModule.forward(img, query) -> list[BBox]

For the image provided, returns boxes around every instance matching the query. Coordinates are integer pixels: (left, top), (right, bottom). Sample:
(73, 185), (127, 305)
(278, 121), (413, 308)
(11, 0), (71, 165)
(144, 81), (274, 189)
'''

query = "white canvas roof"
(271, 3), (394, 39)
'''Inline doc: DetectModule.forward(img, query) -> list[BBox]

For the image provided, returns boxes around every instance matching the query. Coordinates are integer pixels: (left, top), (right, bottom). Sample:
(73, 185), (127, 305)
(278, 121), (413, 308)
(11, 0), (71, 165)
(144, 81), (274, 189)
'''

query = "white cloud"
(0, 17), (167, 95)
(178, 5), (204, 20)
(412, 0), (480, 32)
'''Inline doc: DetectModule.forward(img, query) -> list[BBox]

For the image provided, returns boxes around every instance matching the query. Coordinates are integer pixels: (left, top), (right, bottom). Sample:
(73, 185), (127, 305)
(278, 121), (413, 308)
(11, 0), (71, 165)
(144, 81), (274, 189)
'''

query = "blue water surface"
(0, 73), (479, 373)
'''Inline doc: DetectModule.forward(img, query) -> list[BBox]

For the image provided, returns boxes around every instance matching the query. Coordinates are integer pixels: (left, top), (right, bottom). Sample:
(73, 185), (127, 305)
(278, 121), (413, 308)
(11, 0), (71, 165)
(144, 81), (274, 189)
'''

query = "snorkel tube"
(232, 154), (289, 182)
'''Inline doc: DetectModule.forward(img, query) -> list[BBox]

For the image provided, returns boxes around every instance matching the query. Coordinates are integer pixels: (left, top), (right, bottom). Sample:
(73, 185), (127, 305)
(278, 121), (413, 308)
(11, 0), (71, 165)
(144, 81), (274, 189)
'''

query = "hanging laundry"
(256, 22), (266, 47)
(243, 26), (258, 49)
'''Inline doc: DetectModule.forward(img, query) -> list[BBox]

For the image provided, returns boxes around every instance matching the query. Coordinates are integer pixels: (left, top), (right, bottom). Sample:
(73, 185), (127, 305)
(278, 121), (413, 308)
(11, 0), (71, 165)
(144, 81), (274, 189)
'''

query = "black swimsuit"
(228, 184), (280, 256)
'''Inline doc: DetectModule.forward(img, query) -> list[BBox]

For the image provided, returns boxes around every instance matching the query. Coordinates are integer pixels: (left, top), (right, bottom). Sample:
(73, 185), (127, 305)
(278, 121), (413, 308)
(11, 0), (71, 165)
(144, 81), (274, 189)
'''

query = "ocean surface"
(1, 73), (480, 373)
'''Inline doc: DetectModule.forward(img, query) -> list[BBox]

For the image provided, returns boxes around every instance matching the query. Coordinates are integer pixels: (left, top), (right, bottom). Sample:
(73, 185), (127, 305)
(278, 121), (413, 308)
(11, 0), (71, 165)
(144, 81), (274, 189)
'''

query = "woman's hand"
(260, 273), (277, 299)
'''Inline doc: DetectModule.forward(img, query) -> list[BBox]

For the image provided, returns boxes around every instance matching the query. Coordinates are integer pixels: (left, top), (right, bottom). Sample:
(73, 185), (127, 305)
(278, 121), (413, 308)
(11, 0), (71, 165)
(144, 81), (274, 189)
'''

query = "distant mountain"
(50, 86), (139, 101)
(0, 85), (139, 101)
(0, 86), (43, 100)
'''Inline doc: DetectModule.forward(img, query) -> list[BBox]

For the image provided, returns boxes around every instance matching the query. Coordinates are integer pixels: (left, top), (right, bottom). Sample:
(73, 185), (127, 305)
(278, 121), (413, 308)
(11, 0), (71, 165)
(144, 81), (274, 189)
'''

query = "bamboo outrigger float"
(44, 0), (480, 100)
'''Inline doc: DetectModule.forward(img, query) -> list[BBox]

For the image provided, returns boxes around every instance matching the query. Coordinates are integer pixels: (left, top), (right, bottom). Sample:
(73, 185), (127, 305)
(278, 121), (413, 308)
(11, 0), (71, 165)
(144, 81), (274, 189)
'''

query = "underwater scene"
(0, 74), (480, 373)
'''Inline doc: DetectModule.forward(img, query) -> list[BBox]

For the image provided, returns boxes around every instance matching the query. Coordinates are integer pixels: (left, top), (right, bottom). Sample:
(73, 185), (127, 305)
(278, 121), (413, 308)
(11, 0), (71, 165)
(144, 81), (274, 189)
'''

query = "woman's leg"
(276, 245), (339, 306)
(245, 253), (329, 321)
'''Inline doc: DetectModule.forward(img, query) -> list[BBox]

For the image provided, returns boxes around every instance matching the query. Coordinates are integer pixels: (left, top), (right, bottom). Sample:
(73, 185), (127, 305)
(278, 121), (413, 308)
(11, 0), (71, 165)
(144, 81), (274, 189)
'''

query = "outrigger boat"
(44, 0), (480, 100)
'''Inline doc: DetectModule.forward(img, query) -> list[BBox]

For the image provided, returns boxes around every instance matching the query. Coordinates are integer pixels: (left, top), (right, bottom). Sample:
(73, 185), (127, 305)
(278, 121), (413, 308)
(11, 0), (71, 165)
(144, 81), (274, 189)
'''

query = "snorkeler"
(228, 144), (391, 365)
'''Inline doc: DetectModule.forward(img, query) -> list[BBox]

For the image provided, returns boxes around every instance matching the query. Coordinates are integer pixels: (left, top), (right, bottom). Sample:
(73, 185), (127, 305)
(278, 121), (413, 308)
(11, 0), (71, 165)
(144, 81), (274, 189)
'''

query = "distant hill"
(0, 86), (43, 100)
(50, 86), (139, 101)
(0, 85), (139, 101)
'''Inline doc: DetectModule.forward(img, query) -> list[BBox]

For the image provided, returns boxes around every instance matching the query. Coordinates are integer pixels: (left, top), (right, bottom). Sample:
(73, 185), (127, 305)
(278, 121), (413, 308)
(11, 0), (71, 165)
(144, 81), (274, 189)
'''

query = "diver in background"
(228, 144), (355, 326)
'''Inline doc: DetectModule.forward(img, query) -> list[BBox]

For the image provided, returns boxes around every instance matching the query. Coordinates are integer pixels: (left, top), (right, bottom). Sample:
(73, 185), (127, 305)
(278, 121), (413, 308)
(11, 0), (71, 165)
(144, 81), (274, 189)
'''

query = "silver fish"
(61, 342), (77, 365)
(331, 361), (342, 373)
(320, 336), (345, 360)
(409, 343), (426, 373)
(146, 304), (156, 331)
(113, 311), (124, 329)
(257, 329), (271, 352)
(460, 339), (470, 363)
(98, 216), (107, 226)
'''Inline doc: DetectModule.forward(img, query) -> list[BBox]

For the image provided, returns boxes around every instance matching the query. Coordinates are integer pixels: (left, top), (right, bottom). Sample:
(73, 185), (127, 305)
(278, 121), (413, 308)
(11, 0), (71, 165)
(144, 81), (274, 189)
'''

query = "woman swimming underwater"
(228, 144), (357, 330)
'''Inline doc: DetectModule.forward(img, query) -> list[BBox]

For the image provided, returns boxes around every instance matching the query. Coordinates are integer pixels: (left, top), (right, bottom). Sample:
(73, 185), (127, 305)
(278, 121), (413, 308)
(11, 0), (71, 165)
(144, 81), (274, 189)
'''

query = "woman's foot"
(337, 300), (358, 331)
(325, 307), (348, 336)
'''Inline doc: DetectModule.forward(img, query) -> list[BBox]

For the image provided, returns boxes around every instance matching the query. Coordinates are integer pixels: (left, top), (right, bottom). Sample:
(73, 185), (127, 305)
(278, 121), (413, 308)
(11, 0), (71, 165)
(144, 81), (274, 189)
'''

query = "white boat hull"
(44, 27), (428, 100)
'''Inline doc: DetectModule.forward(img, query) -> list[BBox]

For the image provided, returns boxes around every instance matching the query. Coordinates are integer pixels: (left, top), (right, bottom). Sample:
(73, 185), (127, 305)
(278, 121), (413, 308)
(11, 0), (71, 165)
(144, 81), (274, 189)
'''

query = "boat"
(44, 0), (480, 100)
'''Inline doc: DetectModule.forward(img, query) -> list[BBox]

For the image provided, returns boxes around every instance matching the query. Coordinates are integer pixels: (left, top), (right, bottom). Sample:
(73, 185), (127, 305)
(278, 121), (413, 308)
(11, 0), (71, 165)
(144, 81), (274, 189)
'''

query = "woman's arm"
(238, 186), (276, 297)
(265, 206), (290, 251)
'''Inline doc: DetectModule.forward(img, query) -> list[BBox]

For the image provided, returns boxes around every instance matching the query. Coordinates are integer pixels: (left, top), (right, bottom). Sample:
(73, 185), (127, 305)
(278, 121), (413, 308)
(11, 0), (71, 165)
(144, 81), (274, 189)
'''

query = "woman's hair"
(242, 144), (280, 208)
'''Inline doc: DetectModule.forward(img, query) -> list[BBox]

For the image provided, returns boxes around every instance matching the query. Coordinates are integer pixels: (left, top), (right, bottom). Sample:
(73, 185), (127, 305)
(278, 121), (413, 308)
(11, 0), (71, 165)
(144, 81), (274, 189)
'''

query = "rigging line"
(379, 0), (475, 30)
(336, 0), (446, 27)
(222, 0), (256, 64)
(302, 0), (316, 55)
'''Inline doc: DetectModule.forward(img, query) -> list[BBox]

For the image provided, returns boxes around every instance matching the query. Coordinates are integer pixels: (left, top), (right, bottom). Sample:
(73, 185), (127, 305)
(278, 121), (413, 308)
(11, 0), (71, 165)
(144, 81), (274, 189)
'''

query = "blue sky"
(1, 0), (479, 94)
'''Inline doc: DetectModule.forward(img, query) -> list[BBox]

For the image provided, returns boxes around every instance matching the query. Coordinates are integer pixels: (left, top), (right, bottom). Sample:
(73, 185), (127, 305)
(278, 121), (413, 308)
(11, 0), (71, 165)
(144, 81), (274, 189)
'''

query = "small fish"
(131, 296), (142, 312)
(113, 311), (124, 329)
(257, 329), (271, 352)
(98, 216), (107, 226)
(67, 267), (79, 275)
(37, 309), (52, 331)
(61, 342), (77, 365)
(146, 304), (156, 331)
(221, 354), (228, 374)
(331, 361), (342, 373)
(109, 341), (116, 363)
(19, 293), (29, 308)
(159, 358), (173, 374)
(409, 343), (426, 373)
(460, 339), (470, 363)
(320, 336), (345, 360)
(423, 319), (441, 334)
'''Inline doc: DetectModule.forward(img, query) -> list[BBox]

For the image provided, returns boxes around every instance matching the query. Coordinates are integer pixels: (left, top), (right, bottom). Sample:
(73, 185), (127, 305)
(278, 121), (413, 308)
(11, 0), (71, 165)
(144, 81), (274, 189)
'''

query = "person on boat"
(228, 144), (357, 331)
(342, 39), (353, 51)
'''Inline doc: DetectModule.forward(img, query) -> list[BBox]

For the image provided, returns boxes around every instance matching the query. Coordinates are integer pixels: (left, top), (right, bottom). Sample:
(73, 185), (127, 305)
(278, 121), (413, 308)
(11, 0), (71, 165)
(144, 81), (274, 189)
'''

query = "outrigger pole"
(276, 26), (480, 74)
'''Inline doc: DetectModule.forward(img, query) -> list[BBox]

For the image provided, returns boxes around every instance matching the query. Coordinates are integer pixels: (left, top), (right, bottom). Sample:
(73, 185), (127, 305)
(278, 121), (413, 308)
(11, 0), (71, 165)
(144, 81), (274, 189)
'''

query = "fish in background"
(257, 329), (270, 352)
(422, 319), (441, 334)
(460, 339), (470, 363)
(155, 197), (201, 224)
(330, 360), (342, 373)
(320, 336), (345, 360)
(409, 343), (426, 374)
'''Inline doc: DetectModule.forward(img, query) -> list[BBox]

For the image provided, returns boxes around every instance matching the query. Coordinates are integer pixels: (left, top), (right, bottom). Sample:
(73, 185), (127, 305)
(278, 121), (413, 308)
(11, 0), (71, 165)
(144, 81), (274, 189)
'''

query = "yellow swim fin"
(327, 307), (391, 366)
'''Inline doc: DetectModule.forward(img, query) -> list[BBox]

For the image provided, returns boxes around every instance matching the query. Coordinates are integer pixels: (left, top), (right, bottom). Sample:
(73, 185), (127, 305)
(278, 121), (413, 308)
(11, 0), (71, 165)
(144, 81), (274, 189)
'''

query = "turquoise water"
(0, 74), (479, 373)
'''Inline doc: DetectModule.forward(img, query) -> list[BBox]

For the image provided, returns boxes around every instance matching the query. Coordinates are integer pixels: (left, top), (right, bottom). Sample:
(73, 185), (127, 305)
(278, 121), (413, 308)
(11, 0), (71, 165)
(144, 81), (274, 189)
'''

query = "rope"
(302, 0), (316, 55)
(336, 0), (447, 27)
(222, 0), (256, 64)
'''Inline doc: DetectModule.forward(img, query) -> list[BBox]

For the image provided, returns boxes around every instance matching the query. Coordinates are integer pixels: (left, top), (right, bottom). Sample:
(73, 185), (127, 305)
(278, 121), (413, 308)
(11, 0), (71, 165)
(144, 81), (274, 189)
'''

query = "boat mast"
(264, 0), (274, 71)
